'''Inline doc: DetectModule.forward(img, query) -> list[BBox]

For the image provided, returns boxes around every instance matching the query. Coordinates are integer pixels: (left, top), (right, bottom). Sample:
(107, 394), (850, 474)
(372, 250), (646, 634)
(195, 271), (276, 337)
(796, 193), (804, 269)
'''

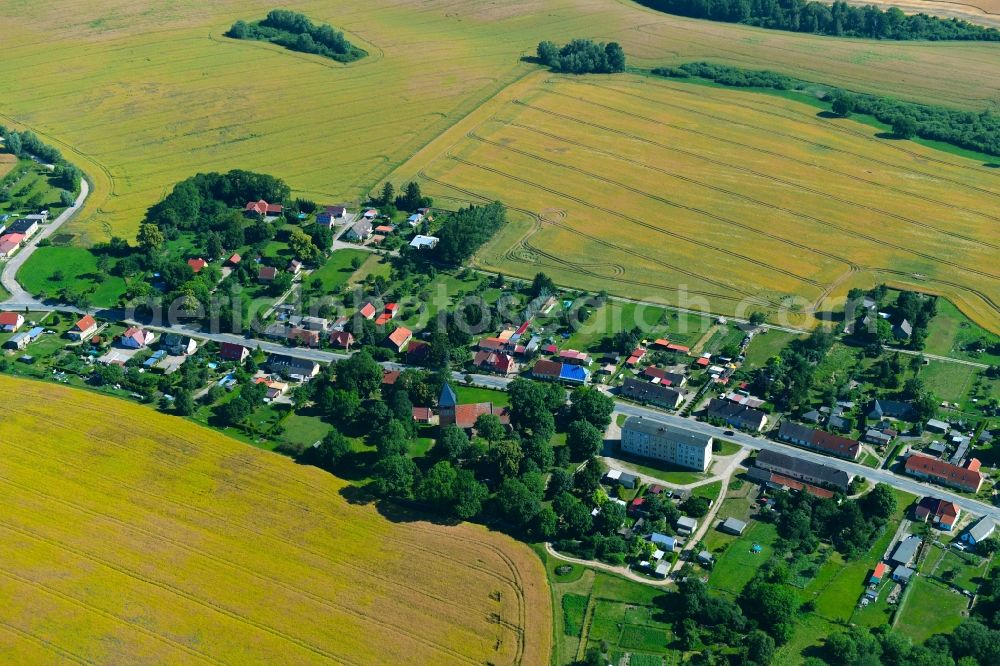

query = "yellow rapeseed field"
(0, 0), (998, 246)
(394, 73), (1000, 330)
(0, 376), (551, 665)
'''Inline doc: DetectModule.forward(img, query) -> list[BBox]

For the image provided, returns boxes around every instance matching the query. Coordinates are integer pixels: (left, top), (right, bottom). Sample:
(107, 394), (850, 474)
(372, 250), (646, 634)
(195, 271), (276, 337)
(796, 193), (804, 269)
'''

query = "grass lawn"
(454, 384), (510, 407)
(860, 451), (880, 468)
(924, 297), (1000, 366)
(348, 253), (391, 287)
(278, 412), (331, 448)
(743, 330), (803, 369)
(709, 521), (779, 596)
(936, 549), (991, 594)
(920, 360), (978, 406)
(895, 577), (968, 643)
(715, 440), (742, 456)
(306, 249), (369, 295)
(18, 246), (127, 307)
(692, 480), (723, 501)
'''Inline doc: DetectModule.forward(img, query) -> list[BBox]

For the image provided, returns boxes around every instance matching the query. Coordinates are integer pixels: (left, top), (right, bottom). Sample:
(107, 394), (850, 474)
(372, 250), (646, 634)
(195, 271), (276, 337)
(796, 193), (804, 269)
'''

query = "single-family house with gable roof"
(0, 312), (25, 332)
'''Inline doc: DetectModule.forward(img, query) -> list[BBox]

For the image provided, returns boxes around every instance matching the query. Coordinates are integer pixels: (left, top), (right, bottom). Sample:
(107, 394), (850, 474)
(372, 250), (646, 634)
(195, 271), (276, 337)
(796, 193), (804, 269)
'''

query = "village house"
(266, 354), (319, 380)
(344, 218), (373, 241)
(7, 218), (39, 237)
(409, 234), (439, 250)
(120, 327), (154, 349)
(531, 358), (562, 381)
(161, 333), (197, 356)
(384, 326), (412, 353)
(706, 398), (767, 432)
(961, 517), (996, 549)
(437, 382), (510, 431)
(643, 366), (685, 386)
(0, 312), (25, 332)
(187, 257), (208, 273)
(67, 315), (98, 341)
(621, 376), (683, 409)
(258, 266), (279, 283)
(359, 302), (378, 320)
(287, 327), (320, 348)
(219, 342), (249, 363)
(904, 453), (983, 493)
(621, 416), (712, 472)
(227, 253), (242, 266)
(244, 199), (283, 218)
(473, 350), (518, 376)
(914, 497), (960, 531)
(329, 330), (354, 350)
(778, 421), (860, 460)
(752, 448), (852, 492)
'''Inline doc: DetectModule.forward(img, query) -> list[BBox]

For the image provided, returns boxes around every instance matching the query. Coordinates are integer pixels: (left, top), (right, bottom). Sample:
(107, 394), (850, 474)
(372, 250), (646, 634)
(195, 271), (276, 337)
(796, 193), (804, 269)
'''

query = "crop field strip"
(405, 74), (1000, 328)
(2, 0), (999, 251)
(0, 376), (549, 665)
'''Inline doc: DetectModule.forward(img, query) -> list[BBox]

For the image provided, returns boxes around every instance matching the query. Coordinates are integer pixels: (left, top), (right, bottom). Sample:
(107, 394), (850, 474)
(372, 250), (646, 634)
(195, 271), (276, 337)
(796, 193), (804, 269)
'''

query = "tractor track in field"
(0, 567), (227, 665)
(0, 521), (358, 665)
(417, 169), (778, 306)
(442, 153), (812, 301)
(533, 88), (1000, 249)
(0, 619), (95, 665)
(2, 433), (532, 664)
(510, 99), (1000, 282)
(11, 414), (524, 589)
(0, 464), (511, 661)
(495, 122), (863, 271)
(615, 76), (1000, 183)
(464, 132), (827, 288)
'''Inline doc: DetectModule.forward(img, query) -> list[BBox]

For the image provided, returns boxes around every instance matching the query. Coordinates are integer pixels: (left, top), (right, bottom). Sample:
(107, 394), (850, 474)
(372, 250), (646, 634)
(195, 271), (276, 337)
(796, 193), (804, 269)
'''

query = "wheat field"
(0, 376), (551, 665)
(391, 73), (1000, 330)
(1, 0), (998, 245)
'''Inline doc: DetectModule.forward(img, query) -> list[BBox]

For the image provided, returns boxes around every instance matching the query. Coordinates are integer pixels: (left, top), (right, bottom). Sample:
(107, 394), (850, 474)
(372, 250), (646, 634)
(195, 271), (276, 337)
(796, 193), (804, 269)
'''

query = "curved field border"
(0, 375), (550, 665)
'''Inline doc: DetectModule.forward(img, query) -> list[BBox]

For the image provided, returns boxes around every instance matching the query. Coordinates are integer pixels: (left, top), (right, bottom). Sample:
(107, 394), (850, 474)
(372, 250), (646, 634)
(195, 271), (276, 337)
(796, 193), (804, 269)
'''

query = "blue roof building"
(559, 364), (589, 384)
(650, 533), (676, 550)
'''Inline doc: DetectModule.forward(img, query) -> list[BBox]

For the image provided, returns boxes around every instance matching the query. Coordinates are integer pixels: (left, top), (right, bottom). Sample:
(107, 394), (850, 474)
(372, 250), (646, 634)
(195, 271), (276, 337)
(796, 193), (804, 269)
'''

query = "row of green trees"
(637, 0), (1000, 40)
(653, 62), (1000, 156)
(226, 10), (366, 63)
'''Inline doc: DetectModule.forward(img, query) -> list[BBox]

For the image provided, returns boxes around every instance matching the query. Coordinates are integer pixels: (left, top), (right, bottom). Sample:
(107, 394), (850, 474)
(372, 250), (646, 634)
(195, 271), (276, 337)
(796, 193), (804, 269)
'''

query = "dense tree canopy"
(536, 39), (627, 73)
(226, 10), (366, 63)
(432, 202), (507, 266)
(637, 0), (1000, 40)
(654, 62), (1000, 156)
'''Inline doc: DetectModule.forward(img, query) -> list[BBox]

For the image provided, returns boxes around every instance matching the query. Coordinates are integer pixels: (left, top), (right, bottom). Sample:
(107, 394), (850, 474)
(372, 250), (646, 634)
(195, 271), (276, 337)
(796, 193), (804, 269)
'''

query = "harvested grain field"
(0, 154), (16, 180)
(0, 375), (550, 665)
(393, 73), (1000, 330)
(842, 0), (1000, 28)
(1, 0), (998, 245)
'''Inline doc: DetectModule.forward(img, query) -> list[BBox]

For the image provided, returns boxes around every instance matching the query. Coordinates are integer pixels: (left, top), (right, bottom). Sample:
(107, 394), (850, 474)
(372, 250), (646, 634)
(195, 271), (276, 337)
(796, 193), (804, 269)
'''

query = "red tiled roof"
(412, 407), (433, 422)
(478, 337), (507, 351)
(0, 312), (21, 326)
(450, 403), (510, 429)
(245, 199), (283, 215)
(359, 303), (377, 319)
(287, 327), (319, 347)
(382, 370), (401, 385)
(666, 343), (691, 353)
(187, 257), (208, 273)
(387, 326), (412, 348)
(532, 359), (561, 378)
(375, 313), (392, 326)
(696, 357), (710, 366)
(769, 472), (835, 499)
(385, 303), (399, 314)
(258, 266), (278, 280)
(73, 315), (97, 332)
(1, 232), (26, 244)
(872, 562), (889, 579)
(228, 253), (241, 264)
(810, 431), (861, 459)
(905, 454), (983, 492)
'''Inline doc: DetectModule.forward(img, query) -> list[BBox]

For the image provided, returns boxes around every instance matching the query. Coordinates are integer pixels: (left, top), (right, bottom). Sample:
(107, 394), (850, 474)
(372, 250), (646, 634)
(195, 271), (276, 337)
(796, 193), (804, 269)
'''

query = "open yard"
(0, 375), (550, 665)
(397, 73), (1000, 330)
